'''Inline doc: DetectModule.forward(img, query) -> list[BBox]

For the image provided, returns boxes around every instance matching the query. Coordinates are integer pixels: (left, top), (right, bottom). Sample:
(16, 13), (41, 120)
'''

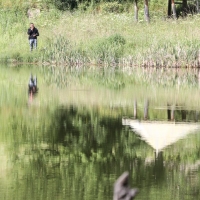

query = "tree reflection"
(1, 104), (200, 200)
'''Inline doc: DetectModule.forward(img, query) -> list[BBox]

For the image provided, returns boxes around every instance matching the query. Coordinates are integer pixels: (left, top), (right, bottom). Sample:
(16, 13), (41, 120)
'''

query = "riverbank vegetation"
(1, 0), (200, 68)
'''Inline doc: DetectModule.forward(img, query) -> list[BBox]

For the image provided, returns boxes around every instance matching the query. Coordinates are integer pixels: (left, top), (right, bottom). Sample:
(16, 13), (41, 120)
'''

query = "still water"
(1, 65), (200, 200)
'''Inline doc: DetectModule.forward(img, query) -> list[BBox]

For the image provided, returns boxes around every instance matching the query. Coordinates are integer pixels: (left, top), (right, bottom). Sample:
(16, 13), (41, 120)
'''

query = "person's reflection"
(28, 74), (38, 104)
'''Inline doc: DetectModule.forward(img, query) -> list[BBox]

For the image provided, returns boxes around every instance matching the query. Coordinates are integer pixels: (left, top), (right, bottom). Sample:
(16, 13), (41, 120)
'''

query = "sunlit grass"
(1, 7), (200, 67)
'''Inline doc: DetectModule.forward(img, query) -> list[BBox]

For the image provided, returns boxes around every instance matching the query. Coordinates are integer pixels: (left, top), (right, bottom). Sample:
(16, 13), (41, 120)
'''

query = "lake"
(1, 64), (200, 200)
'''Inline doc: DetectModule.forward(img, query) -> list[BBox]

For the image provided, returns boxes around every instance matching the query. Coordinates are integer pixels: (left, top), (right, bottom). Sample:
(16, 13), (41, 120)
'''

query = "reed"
(1, 7), (200, 67)
(40, 12), (200, 67)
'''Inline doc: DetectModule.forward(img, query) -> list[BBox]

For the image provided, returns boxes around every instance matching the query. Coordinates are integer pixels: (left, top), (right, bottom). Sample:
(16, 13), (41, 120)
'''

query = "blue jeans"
(29, 39), (37, 51)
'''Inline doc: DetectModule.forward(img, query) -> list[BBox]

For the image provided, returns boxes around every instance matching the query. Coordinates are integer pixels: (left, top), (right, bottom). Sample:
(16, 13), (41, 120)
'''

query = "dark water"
(1, 65), (200, 200)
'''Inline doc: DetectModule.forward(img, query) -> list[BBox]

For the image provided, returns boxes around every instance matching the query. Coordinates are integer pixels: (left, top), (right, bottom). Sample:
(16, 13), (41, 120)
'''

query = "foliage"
(48, 0), (78, 10)
(39, 33), (126, 66)
(88, 34), (126, 64)
(1, 7), (200, 67)
(100, 2), (124, 13)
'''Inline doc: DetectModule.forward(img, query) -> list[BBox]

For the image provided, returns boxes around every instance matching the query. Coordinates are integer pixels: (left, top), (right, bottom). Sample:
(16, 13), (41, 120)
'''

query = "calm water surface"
(0, 65), (200, 200)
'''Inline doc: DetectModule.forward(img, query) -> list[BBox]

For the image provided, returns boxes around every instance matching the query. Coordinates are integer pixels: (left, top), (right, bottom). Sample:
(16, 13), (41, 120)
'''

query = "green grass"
(1, 3), (200, 67)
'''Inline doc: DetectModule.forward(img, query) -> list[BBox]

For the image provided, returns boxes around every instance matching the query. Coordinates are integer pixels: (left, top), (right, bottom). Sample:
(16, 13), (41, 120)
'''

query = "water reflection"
(122, 118), (200, 155)
(1, 65), (200, 199)
(28, 74), (38, 104)
(122, 107), (200, 199)
(1, 102), (200, 199)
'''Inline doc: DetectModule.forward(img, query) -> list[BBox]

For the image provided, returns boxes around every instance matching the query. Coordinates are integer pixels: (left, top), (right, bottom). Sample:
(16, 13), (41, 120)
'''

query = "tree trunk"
(182, 0), (187, 15)
(144, 0), (150, 22)
(171, 0), (177, 19)
(182, 0), (187, 8)
(197, 0), (199, 13)
(134, 0), (139, 22)
(168, 0), (172, 17)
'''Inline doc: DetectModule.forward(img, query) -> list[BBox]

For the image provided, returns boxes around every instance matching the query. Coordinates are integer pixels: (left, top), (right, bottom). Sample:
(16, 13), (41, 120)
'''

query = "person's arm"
(27, 29), (32, 35)
(36, 28), (39, 36)
(32, 29), (39, 37)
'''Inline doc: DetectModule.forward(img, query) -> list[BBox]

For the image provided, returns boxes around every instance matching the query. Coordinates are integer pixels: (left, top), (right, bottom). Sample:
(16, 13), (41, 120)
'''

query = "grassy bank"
(1, 3), (200, 67)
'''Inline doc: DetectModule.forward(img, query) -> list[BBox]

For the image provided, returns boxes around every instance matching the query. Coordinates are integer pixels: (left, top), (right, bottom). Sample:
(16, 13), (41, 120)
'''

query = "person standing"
(27, 23), (39, 51)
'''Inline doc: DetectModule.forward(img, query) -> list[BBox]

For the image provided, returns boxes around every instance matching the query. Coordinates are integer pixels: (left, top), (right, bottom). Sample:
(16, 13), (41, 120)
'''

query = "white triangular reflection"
(122, 118), (200, 154)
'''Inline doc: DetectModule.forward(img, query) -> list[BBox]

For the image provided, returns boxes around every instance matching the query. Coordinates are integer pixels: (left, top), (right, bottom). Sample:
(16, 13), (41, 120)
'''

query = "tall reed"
(1, 6), (200, 67)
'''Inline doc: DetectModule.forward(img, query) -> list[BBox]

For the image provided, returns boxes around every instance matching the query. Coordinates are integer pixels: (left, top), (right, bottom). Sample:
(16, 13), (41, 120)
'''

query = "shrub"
(101, 2), (124, 13)
(41, 36), (87, 65)
(107, 34), (126, 46)
(88, 34), (126, 64)
(11, 52), (22, 62)
(49, 0), (77, 10)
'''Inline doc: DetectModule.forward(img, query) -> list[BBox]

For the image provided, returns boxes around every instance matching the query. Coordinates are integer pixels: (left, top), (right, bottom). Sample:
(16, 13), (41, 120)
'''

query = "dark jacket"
(27, 27), (39, 39)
